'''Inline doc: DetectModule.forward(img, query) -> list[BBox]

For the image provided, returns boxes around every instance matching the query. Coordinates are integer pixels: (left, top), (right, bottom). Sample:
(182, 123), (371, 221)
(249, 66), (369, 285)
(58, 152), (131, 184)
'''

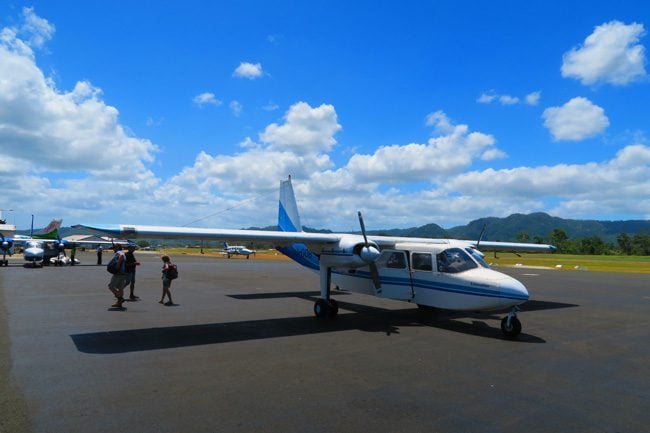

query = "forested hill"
(369, 213), (650, 243)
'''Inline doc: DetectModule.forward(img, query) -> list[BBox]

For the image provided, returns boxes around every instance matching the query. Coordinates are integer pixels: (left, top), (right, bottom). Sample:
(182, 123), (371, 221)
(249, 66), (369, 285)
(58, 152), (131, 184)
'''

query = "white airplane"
(1, 218), (124, 267)
(77, 177), (555, 338)
(222, 242), (256, 259)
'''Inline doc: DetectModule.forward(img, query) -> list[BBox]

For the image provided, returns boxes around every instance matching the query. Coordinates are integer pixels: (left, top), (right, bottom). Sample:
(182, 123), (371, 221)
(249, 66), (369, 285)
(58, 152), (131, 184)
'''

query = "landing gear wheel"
(314, 299), (339, 319)
(501, 316), (522, 338)
(314, 299), (330, 318)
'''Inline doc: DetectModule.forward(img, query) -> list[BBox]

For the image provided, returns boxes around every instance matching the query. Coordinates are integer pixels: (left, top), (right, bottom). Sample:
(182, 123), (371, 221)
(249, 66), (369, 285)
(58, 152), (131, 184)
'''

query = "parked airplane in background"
(1, 218), (123, 267)
(222, 242), (256, 259)
(77, 177), (555, 338)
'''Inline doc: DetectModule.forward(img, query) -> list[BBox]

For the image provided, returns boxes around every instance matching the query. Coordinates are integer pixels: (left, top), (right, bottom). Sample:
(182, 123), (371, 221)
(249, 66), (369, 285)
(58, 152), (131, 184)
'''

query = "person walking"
(107, 244), (127, 308)
(97, 245), (103, 265)
(124, 243), (140, 300)
(159, 255), (176, 306)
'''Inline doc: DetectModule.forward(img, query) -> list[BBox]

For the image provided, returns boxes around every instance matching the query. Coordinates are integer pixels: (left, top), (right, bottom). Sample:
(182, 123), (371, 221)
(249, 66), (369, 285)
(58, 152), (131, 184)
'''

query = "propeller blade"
(476, 223), (487, 249)
(358, 211), (369, 246)
(358, 211), (381, 289)
(369, 262), (381, 290)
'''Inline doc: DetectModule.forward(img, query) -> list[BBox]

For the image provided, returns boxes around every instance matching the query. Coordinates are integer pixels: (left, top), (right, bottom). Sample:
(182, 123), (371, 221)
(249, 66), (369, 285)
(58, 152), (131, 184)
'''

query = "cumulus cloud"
(0, 9), (160, 224)
(233, 62), (263, 79)
(561, 20), (647, 85)
(542, 97), (609, 141)
(345, 112), (504, 183)
(439, 143), (650, 222)
(193, 92), (221, 107)
(260, 102), (342, 155)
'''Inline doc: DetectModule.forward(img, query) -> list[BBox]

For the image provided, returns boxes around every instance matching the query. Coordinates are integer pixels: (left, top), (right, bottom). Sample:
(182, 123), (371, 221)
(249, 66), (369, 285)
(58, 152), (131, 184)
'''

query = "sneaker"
(111, 302), (123, 308)
(129, 295), (140, 301)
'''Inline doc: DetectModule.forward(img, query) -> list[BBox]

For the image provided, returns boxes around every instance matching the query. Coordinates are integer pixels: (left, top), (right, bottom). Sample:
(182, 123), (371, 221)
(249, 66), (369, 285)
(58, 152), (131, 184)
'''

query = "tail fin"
(276, 176), (319, 270)
(223, 242), (229, 249)
(33, 219), (63, 240)
(278, 176), (302, 232)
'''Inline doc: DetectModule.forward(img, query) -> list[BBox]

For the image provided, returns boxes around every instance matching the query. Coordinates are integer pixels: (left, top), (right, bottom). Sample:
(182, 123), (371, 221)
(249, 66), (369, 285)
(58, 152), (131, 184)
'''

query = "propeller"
(476, 223), (487, 250)
(357, 211), (381, 290)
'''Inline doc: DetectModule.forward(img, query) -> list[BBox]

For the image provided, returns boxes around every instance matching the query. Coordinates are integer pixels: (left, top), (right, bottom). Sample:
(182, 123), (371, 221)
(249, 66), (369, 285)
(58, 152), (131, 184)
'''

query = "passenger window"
(411, 252), (433, 271)
(386, 252), (406, 269)
(436, 248), (478, 273)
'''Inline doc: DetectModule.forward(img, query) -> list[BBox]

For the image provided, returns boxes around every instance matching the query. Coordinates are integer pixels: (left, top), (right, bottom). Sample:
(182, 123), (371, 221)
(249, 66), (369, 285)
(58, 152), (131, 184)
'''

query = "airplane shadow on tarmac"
(71, 290), (578, 354)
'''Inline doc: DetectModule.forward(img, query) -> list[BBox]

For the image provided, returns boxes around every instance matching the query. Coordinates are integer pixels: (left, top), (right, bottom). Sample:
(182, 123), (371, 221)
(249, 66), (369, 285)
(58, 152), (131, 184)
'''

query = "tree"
(632, 231), (650, 255)
(617, 233), (632, 255)
(549, 228), (569, 252)
(516, 231), (531, 242)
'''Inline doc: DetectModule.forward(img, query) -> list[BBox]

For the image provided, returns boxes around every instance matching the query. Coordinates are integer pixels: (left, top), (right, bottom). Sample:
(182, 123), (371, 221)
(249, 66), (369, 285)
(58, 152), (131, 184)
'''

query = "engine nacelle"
(1, 238), (13, 251)
(319, 235), (381, 269)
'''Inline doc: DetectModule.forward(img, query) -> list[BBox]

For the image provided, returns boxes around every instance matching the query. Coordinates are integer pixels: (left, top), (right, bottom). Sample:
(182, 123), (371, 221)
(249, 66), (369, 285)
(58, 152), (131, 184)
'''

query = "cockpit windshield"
(436, 248), (478, 274)
(466, 248), (490, 268)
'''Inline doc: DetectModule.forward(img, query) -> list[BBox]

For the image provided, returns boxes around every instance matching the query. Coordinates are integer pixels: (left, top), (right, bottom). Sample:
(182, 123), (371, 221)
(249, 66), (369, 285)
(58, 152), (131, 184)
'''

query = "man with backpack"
(107, 244), (127, 308)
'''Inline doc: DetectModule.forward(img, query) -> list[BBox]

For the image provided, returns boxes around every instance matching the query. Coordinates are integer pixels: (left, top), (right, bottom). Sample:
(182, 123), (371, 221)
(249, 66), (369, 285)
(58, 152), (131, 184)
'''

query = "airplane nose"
(499, 277), (529, 307)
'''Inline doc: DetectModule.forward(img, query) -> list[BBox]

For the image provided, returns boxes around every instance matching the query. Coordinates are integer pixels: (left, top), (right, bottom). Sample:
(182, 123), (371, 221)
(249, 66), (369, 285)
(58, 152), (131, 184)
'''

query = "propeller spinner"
(357, 211), (381, 289)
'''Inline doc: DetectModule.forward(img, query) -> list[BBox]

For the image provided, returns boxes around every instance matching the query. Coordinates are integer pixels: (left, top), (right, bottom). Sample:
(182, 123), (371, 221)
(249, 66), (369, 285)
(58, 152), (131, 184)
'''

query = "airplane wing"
(364, 235), (555, 253)
(74, 223), (342, 249)
(75, 224), (555, 253)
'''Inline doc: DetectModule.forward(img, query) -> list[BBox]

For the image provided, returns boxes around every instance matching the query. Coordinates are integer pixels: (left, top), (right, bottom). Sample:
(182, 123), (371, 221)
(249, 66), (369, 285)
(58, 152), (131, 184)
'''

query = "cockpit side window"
(436, 248), (478, 273)
(411, 252), (433, 271)
(385, 252), (406, 269)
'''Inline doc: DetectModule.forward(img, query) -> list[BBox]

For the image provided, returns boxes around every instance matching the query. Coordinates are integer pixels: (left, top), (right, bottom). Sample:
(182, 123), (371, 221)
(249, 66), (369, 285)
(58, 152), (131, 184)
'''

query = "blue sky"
(1, 1), (650, 232)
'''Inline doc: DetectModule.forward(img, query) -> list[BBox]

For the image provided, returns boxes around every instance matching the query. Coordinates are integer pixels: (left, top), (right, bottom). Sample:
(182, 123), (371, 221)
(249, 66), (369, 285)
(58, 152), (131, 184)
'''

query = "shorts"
(126, 272), (136, 284)
(162, 277), (171, 289)
(109, 274), (129, 291)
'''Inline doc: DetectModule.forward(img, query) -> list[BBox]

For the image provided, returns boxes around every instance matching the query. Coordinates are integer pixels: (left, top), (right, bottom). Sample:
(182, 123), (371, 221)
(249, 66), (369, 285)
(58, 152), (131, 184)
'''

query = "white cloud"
(525, 91), (541, 106)
(561, 20), (647, 85)
(345, 113), (503, 183)
(542, 97), (609, 141)
(0, 10), (160, 225)
(193, 92), (221, 107)
(440, 143), (650, 221)
(229, 100), (243, 116)
(260, 102), (342, 155)
(19, 7), (55, 49)
(477, 90), (540, 106)
(233, 62), (263, 79)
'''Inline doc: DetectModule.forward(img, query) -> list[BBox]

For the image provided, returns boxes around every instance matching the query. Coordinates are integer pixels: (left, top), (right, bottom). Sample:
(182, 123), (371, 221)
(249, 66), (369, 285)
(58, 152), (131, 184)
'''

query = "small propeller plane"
(77, 176), (555, 338)
(222, 242), (256, 259)
(2, 218), (125, 267)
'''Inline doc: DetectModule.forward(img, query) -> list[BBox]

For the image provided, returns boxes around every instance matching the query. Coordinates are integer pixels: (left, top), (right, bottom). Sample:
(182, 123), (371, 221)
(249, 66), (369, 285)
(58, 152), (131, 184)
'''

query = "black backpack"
(166, 263), (178, 280)
(106, 253), (121, 274)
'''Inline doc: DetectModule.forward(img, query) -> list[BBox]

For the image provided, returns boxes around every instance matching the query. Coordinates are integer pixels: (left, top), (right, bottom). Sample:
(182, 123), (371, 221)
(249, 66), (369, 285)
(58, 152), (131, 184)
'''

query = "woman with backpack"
(160, 255), (177, 306)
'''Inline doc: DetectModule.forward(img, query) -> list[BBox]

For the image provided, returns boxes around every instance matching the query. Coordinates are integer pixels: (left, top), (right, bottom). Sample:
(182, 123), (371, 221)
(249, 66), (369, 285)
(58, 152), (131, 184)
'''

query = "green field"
(486, 253), (650, 274)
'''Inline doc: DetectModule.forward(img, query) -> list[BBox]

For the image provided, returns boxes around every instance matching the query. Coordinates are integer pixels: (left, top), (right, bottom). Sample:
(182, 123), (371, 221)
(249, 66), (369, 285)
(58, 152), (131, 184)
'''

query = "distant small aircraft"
(1, 218), (124, 267)
(77, 176), (555, 338)
(222, 242), (256, 259)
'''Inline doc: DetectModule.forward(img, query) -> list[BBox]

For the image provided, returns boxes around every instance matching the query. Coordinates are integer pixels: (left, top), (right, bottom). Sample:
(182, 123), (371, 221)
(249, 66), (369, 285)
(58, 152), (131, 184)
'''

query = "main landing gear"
(500, 306), (522, 338)
(314, 266), (340, 319)
(314, 298), (339, 318)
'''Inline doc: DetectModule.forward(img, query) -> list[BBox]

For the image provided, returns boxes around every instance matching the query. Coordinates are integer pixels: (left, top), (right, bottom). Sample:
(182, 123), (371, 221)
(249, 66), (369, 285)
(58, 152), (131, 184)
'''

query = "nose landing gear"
(501, 306), (522, 338)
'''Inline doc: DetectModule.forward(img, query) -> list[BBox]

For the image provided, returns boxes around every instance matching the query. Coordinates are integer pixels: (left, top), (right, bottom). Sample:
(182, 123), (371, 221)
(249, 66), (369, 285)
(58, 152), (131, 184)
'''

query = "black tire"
(501, 316), (522, 338)
(314, 299), (329, 318)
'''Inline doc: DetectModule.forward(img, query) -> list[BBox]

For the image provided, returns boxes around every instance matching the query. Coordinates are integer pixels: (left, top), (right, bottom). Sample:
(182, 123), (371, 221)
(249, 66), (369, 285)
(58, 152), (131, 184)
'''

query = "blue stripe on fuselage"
(333, 270), (527, 301)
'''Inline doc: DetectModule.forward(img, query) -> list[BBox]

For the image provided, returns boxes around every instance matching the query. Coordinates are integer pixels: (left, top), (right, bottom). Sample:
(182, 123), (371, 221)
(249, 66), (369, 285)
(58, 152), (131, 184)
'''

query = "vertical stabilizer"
(33, 219), (63, 239)
(278, 176), (302, 232)
(276, 176), (319, 270)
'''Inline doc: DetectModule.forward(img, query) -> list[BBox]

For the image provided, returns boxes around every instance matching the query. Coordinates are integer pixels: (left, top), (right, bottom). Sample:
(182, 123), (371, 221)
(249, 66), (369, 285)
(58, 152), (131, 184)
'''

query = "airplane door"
(375, 250), (414, 300)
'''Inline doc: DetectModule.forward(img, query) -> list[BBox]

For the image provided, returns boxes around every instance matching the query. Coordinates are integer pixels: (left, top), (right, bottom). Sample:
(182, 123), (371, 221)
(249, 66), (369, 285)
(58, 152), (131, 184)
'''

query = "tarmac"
(1, 251), (648, 433)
